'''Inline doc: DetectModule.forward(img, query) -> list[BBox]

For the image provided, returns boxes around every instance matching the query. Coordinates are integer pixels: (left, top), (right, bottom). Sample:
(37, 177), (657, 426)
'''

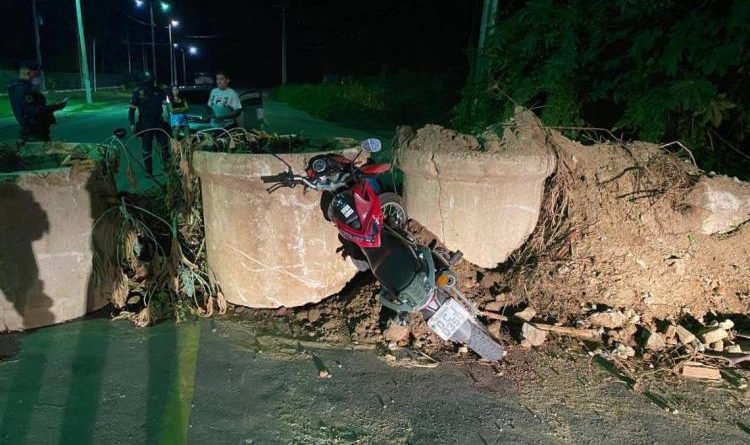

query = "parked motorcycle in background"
(261, 139), (504, 361)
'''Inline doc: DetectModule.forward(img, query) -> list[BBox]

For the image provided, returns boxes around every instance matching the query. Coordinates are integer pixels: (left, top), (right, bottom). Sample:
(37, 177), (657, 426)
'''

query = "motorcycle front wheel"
(379, 192), (408, 230)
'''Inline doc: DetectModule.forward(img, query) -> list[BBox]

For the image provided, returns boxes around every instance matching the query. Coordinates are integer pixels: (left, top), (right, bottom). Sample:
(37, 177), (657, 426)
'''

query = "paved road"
(0, 99), (387, 144)
(1, 318), (748, 445)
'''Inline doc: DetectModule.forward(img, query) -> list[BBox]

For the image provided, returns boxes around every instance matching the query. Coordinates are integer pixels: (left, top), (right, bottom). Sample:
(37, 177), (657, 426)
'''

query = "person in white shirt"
(208, 71), (242, 127)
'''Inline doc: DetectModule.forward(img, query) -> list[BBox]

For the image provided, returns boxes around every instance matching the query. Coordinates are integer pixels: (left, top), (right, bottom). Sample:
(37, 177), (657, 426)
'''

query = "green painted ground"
(0, 90), (132, 120)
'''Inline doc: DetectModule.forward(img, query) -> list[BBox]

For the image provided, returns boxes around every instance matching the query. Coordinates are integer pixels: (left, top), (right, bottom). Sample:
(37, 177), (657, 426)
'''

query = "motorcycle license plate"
(428, 299), (471, 341)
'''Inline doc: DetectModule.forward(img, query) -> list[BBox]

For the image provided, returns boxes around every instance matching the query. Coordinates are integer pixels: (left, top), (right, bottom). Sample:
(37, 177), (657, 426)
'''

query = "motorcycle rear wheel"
(379, 192), (408, 230)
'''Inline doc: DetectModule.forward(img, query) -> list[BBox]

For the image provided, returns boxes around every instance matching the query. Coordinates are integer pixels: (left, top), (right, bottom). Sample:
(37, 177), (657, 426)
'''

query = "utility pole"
(74, 0), (92, 104)
(31, 0), (45, 91)
(126, 28), (133, 73)
(181, 48), (187, 85)
(281, 3), (287, 85)
(142, 42), (148, 72)
(168, 20), (179, 85)
(150, 1), (157, 83)
(92, 37), (97, 92)
(168, 23), (174, 85)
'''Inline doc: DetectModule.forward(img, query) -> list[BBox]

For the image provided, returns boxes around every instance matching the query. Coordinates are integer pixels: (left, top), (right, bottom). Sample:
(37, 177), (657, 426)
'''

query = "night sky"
(1, 0), (482, 87)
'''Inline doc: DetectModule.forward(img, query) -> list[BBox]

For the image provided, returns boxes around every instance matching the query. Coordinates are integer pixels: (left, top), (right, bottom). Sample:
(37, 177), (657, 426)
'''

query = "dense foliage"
(456, 0), (750, 176)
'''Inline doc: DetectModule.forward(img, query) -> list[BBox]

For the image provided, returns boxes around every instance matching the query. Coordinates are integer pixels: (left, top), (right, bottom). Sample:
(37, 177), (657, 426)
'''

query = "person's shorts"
(170, 113), (188, 127)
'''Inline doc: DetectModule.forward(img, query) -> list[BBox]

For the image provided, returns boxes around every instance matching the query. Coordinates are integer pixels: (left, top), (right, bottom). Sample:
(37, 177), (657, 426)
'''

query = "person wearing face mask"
(128, 71), (171, 176)
(7, 60), (66, 142)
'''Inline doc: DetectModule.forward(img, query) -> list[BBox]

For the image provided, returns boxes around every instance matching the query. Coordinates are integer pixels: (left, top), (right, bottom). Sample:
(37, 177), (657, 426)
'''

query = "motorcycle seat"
(362, 229), (421, 294)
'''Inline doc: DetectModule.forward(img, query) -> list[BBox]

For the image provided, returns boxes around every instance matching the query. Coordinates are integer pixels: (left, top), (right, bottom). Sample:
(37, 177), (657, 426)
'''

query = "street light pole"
(74, 0), (92, 104)
(150, 1), (157, 83)
(281, 3), (287, 85)
(181, 48), (187, 85)
(92, 37), (97, 92)
(31, 0), (45, 91)
(126, 28), (133, 73)
(168, 22), (174, 85)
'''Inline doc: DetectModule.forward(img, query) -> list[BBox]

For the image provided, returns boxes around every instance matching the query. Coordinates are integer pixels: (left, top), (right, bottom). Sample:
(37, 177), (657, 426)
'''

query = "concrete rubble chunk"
(613, 343), (636, 360)
(719, 319), (735, 330)
(484, 301), (505, 313)
(726, 345), (742, 353)
(645, 332), (667, 352)
(514, 307), (537, 322)
(664, 325), (677, 339)
(383, 320), (410, 343)
(701, 328), (729, 345)
(682, 362), (721, 381)
(488, 322), (502, 339)
(684, 176), (750, 235)
(587, 310), (628, 329)
(709, 341), (724, 352)
(521, 322), (547, 348)
(675, 325), (697, 344)
(398, 110), (557, 268)
(193, 150), (360, 308)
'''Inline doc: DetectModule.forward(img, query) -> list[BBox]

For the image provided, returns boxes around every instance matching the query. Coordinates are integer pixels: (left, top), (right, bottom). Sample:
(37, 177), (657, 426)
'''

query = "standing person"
(7, 60), (66, 142)
(208, 71), (242, 128)
(128, 72), (171, 175)
(168, 86), (189, 138)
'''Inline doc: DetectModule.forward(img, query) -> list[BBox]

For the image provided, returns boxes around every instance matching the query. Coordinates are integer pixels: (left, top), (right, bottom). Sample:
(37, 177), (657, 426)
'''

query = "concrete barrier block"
(193, 150), (358, 308)
(398, 116), (556, 268)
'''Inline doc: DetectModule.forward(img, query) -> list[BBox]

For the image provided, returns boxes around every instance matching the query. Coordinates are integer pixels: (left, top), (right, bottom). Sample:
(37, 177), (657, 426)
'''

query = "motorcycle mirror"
(113, 128), (128, 139)
(361, 138), (382, 153)
(257, 145), (295, 174)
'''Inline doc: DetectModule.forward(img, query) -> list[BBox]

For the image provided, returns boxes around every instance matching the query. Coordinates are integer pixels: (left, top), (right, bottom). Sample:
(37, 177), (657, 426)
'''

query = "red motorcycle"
(262, 139), (504, 360)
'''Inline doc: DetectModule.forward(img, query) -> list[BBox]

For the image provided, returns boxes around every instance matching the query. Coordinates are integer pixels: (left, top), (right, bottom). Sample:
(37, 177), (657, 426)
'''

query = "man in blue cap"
(7, 60), (66, 142)
(128, 71), (171, 175)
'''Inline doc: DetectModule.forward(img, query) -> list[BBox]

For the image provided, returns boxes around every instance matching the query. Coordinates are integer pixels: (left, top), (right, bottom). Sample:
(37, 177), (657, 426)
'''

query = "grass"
(0, 89), (132, 119)
(273, 72), (459, 131)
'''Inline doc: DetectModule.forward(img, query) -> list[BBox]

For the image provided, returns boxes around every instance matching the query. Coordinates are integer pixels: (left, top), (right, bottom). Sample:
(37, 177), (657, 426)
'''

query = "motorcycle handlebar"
(262, 171), (349, 193)
(261, 173), (292, 184)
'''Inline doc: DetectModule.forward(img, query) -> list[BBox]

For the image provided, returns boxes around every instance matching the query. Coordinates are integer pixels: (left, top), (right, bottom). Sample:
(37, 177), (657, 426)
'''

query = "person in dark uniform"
(7, 60), (66, 142)
(128, 72), (171, 175)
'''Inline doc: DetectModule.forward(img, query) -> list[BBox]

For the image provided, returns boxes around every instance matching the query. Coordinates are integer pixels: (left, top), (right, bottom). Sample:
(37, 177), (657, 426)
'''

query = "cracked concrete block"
(193, 150), (358, 308)
(398, 115), (556, 268)
(1, 159), (110, 331)
(684, 176), (750, 235)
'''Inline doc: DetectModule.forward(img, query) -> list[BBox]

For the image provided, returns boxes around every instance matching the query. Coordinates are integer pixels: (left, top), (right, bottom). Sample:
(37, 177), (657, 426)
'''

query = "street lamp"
(134, 1), (171, 84)
(134, 0), (158, 84)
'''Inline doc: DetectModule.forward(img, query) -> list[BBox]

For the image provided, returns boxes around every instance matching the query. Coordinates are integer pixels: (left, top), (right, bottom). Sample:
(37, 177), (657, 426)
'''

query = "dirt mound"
(520, 134), (750, 324)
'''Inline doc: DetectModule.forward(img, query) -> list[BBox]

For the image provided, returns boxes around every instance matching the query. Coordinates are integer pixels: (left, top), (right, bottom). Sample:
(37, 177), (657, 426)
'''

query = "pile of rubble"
(493, 303), (749, 380)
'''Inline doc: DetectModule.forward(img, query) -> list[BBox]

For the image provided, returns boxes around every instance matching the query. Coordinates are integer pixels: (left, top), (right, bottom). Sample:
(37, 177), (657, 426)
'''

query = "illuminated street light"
(171, 19), (179, 27)
(189, 46), (197, 55)
(160, 2), (170, 12)
(173, 43), (179, 48)
(135, 0), (144, 7)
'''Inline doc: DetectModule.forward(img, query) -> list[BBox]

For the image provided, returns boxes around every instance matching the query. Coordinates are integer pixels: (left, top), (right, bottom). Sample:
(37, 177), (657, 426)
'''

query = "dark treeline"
(456, 0), (750, 176)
